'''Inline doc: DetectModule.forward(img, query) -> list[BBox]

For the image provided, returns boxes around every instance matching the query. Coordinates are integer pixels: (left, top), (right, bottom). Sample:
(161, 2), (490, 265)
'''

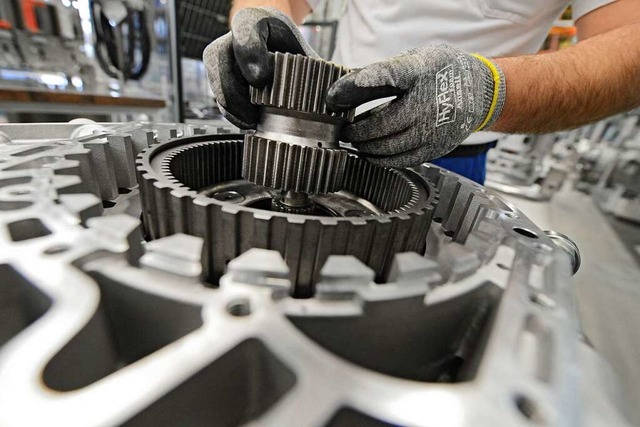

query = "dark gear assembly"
(204, 7), (506, 173)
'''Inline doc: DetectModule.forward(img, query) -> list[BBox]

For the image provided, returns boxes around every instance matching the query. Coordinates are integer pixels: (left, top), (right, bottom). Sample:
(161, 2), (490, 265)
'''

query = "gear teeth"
(250, 53), (355, 121)
(243, 135), (347, 194)
(136, 135), (438, 295)
(271, 198), (315, 215)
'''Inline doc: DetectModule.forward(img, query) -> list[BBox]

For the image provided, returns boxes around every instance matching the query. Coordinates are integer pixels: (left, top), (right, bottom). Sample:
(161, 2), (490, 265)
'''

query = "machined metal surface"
(243, 53), (355, 195)
(0, 121), (632, 427)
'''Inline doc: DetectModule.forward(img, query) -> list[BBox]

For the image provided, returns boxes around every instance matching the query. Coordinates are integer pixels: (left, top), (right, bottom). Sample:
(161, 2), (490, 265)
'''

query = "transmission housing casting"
(0, 111), (631, 427)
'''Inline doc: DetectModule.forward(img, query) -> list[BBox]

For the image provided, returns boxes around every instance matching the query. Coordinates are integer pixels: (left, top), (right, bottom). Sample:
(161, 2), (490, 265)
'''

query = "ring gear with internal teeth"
(137, 134), (437, 297)
(244, 53), (355, 195)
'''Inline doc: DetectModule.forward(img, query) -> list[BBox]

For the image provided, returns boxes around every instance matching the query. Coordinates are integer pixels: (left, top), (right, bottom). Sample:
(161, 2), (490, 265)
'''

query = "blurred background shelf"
(0, 87), (166, 115)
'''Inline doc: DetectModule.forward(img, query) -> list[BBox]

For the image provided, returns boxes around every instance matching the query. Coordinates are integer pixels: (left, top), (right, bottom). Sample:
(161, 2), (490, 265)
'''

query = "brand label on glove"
(435, 64), (458, 127)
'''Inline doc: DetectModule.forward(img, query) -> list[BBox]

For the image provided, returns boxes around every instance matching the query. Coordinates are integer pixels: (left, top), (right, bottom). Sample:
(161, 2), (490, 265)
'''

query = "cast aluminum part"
(485, 134), (571, 201)
(243, 53), (355, 195)
(0, 121), (632, 427)
(576, 111), (640, 223)
(592, 149), (640, 223)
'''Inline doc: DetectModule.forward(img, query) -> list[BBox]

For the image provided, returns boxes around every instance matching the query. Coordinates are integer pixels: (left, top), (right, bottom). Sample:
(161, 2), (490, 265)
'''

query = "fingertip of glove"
(217, 103), (257, 130)
(243, 62), (272, 87)
(326, 76), (358, 112)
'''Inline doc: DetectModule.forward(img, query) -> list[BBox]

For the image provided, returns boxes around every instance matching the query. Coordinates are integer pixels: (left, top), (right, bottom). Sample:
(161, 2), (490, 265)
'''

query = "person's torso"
(332, 0), (570, 66)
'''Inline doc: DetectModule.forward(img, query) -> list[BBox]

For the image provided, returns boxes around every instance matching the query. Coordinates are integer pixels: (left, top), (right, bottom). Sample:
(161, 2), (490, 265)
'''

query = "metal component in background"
(0, 120), (632, 426)
(137, 134), (435, 296)
(302, 0), (345, 59)
(300, 21), (338, 60)
(578, 111), (640, 223)
(176, 0), (229, 60)
(244, 53), (355, 195)
(0, 1), (96, 92)
(485, 133), (572, 201)
(0, 31), (22, 69)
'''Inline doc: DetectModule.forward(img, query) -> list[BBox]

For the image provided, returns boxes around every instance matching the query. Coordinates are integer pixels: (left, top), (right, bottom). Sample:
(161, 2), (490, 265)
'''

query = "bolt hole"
(433, 217), (442, 223)
(43, 244), (70, 255)
(317, 142), (323, 148)
(513, 227), (538, 239)
(226, 298), (252, 317)
(443, 229), (455, 237)
(497, 263), (510, 270)
(514, 394), (544, 424)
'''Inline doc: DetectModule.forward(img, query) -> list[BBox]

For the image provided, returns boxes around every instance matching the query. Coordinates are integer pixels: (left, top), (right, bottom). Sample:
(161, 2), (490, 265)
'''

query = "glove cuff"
(471, 54), (506, 132)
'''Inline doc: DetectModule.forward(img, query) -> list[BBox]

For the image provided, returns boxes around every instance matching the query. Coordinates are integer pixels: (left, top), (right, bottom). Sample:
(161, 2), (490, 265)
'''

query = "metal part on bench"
(243, 53), (354, 196)
(0, 122), (631, 427)
(485, 134), (571, 201)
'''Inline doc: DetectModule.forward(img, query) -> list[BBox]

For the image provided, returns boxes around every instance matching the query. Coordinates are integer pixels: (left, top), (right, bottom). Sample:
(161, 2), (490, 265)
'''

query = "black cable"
(90, 0), (152, 80)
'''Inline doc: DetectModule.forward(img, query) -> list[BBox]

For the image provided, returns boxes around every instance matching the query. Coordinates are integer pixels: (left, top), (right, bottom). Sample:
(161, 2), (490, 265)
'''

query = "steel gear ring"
(137, 134), (436, 297)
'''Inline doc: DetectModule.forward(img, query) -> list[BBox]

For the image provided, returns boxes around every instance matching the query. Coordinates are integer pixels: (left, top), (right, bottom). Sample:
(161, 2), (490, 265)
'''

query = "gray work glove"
(203, 7), (319, 129)
(327, 44), (506, 168)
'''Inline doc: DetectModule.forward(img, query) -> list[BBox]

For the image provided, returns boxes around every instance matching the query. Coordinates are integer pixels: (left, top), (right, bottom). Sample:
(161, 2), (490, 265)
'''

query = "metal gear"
(249, 52), (354, 120)
(243, 134), (349, 194)
(243, 53), (355, 195)
(137, 134), (436, 297)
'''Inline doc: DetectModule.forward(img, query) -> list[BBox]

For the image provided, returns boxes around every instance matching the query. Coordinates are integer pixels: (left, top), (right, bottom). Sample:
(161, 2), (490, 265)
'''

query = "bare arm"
(490, 0), (640, 133)
(230, 0), (311, 24)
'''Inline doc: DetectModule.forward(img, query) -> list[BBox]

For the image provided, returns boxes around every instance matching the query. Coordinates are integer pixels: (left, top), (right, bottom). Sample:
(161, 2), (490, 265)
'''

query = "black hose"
(90, 0), (152, 81)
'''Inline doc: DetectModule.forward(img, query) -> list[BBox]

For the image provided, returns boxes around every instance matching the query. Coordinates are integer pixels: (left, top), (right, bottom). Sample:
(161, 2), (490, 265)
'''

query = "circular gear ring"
(136, 134), (437, 297)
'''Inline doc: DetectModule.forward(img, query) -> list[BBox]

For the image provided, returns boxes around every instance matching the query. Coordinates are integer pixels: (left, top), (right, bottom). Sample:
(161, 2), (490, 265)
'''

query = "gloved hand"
(203, 7), (319, 129)
(326, 44), (506, 168)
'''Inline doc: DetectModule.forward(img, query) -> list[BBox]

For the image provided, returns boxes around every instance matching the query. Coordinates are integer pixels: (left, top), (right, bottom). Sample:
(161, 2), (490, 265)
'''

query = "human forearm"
(491, 23), (640, 133)
(230, 0), (310, 24)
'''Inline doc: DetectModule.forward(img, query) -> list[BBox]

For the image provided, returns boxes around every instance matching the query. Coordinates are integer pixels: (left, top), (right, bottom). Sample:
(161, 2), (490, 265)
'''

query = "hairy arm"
(230, 0), (311, 24)
(490, 0), (640, 133)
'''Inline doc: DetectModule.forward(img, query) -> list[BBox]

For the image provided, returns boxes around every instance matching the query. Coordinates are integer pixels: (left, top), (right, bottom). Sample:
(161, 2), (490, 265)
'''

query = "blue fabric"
(430, 152), (488, 184)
